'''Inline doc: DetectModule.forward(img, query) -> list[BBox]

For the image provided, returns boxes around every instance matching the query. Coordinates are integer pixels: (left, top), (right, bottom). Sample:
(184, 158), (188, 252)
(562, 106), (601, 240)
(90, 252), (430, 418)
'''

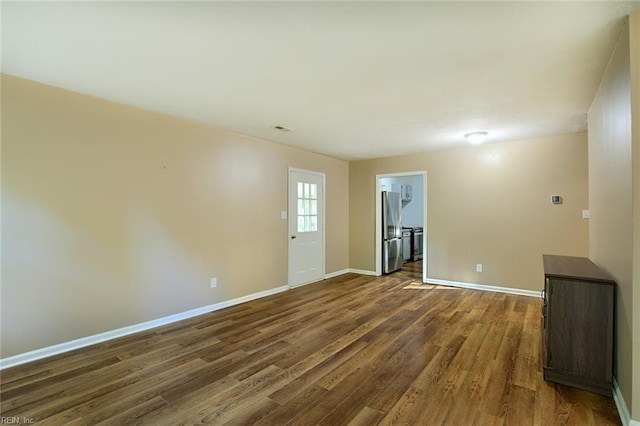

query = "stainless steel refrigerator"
(382, 191), (403, 274)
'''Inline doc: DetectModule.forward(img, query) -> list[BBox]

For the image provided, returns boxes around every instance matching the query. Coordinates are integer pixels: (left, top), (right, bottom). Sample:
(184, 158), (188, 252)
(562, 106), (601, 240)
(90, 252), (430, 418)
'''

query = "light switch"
(281, 210), (287, 220)
(582, 210), (590, 219)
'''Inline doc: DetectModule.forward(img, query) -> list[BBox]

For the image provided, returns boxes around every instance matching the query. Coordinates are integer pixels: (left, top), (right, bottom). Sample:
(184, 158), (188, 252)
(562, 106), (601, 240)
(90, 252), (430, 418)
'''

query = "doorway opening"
(375, 171), (427, 282)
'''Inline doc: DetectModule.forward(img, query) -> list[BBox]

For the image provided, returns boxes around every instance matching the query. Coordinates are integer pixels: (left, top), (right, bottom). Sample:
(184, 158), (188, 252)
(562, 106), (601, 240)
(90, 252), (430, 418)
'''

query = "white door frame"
(375, 171), (427, 282)
(288, 167), (326, 288)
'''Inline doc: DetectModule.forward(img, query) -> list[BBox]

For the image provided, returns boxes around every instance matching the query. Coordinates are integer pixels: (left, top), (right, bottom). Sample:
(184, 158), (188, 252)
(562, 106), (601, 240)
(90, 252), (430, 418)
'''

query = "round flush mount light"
(465, 131), (488, 144)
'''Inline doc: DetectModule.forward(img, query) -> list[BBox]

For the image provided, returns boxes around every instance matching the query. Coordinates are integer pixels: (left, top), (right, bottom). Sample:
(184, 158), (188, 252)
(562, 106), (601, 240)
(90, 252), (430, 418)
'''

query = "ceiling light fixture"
(465, 131), (488, 144)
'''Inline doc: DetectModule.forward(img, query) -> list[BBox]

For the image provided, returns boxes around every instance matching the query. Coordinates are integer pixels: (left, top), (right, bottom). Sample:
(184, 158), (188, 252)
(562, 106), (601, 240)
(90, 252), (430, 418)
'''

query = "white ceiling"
(2, 1), (639, 160)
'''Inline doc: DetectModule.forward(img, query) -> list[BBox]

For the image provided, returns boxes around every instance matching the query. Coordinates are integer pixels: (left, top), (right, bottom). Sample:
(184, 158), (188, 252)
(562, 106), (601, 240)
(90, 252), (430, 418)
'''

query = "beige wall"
(0, 74), (349, 358)
(630, 12), (640, 421)
(350, 133), (589, 291)
(588, 16), (637, 418)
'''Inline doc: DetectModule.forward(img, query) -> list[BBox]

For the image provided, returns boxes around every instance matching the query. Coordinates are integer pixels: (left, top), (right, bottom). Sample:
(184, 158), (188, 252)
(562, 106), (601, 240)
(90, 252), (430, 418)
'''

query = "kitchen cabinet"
(541, 254), (615, 396)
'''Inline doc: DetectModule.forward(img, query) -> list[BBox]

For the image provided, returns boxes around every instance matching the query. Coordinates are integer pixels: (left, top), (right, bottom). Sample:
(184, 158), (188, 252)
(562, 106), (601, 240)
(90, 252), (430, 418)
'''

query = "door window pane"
(296, 181), (319, 233)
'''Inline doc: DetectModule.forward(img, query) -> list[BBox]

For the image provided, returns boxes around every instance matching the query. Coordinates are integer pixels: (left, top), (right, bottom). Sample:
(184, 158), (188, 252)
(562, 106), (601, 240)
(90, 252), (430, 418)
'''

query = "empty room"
(1, 1), (640, 425)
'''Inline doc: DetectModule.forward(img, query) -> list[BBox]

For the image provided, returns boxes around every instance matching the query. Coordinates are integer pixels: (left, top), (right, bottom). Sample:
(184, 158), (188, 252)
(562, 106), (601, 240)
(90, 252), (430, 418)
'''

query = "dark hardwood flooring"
(0, 262), (620, 425)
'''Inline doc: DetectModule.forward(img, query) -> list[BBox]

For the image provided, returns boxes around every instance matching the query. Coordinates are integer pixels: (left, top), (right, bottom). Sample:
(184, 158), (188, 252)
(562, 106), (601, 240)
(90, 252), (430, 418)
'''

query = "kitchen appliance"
(412, 227), (424, 261)
(391, 184), (413, 202)
(402, 228), (413, 263)
(382, 191), (403, 274)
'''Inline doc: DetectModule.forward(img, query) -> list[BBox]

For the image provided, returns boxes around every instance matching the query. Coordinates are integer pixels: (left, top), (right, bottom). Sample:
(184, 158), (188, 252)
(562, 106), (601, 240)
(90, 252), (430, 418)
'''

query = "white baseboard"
(0, 284), (289, 370)
(324, 269), (350, 279)
(425, 278), (540, 298)
(613, 377), (637, 426)
(347, 268), (378, 276)
(324, 268), (378, 279)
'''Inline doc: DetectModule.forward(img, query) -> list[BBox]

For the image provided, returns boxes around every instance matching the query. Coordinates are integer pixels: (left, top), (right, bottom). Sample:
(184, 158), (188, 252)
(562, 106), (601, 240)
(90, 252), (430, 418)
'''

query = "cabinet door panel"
(547, 279), (613, 382)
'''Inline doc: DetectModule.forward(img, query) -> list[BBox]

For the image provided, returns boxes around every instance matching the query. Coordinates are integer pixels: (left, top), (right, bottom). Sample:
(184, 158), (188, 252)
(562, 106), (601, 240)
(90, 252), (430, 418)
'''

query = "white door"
(288, 169), (325, 288)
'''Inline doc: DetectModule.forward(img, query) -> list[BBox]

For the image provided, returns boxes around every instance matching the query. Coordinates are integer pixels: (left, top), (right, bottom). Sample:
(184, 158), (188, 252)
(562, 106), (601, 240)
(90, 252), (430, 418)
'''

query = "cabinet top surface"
(543, 255), (616, 283)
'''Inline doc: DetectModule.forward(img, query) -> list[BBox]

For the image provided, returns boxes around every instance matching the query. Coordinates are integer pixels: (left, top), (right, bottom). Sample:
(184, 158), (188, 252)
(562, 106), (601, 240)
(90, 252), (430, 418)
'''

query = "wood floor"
(0, 263), (620, 425)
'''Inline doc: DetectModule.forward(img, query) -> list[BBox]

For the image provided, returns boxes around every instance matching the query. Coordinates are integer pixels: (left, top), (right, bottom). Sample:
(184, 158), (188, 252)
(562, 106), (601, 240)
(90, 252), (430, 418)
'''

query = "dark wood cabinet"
(542, 254), (615, 396)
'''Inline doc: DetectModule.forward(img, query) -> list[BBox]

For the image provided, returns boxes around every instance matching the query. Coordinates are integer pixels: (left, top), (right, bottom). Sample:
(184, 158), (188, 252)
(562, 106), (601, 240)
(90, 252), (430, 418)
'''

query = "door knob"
(291, 235), (297, 239)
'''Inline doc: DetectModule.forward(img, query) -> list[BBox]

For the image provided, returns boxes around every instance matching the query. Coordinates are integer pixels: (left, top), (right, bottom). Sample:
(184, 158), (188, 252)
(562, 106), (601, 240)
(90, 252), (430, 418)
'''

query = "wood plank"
(44, 359), (207, 425)
(254, 385), (328, 425)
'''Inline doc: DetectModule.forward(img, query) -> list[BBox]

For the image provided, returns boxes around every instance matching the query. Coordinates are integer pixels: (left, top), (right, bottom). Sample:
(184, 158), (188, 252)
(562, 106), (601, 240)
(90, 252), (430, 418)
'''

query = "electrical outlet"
(476, 264), (483, 273)
(210, 277), (217, 288)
